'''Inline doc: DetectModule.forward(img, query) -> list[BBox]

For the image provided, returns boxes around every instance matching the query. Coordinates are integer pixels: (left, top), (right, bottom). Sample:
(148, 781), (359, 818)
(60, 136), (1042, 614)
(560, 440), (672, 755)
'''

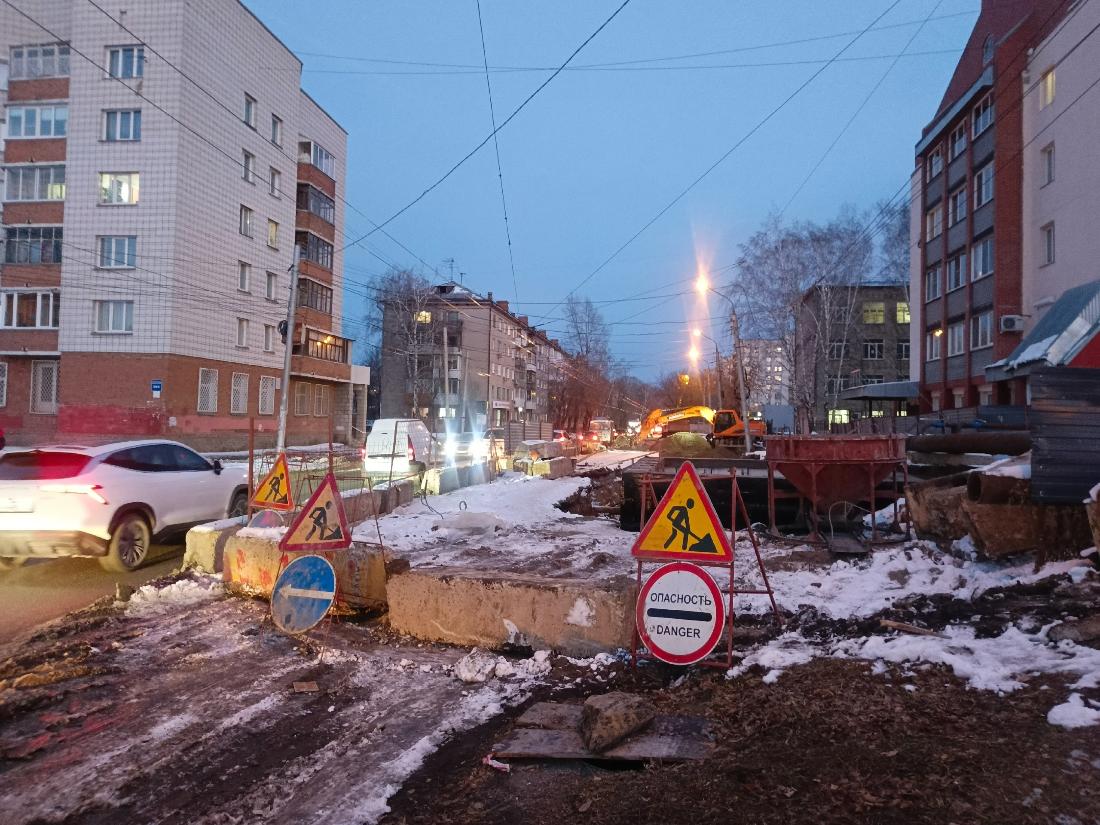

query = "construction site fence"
(827, 405), (1029, 436)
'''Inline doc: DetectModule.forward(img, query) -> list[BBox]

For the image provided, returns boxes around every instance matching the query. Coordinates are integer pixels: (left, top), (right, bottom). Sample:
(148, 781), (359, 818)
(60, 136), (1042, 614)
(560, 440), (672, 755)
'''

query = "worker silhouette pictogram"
(305, 500), (343, 542)
(267, 474), (288, 504)
(662, 497), (719, 554)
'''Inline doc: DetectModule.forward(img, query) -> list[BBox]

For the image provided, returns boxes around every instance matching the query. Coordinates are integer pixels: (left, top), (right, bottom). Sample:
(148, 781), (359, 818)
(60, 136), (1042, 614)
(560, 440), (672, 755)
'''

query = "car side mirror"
(212, 459), (223, 475)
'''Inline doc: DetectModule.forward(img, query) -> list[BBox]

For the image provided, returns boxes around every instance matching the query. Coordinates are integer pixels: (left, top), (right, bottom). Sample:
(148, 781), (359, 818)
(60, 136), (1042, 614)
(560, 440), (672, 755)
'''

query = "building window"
(313, 385), (330, 417)
(924, 265), (941, 301)
(239, 205), (253, 237)
(925, 330), (942, 361)
(107, 45), (144, 79)
(295, 231), (333, 269)
(6, 105), (68, 138)
(30, 360), (58, 415)
(267, 219), (279, 249)
(4, 227), (62, 264)
(198, 368), (218, 413)
(0, 361), (6, 407)
(237, 261), (251, 292)
(897, 340), (911, 360)
(4, 165), (66, 201)
(926, 148), (943, 181)
(979, 385), (993, 406)
(948, 186), (967, 226)
(230, 373), (249, 415)
(297, 278), (333, 314)
(294, 382), (309, 416)
(264, 324), (276, 352)
(97, 235), (136, 269)
(104, 109), (141, 141)
(299, 141), (336, 177)
(828, 340), (848, 360)
(243, 94), (256, 128)
(266, 271), (278, 300)
(862, 302), (885, 324)
(1041, 143), (1055, 186)
(296, 329), (348, 364)
(947, 322), (965, 356)
(243, 151), (255, 183)
(863, 339), (884, 360)
(863, 375), (884, 385)
(973, 163), (993, 208)
(99, 172), (139, 205)
(1041, 222), (1055, 265)
(896, 302), (910, 324)
(1, 291), (60, 328)
(971, 311), (993, 350)
(825, 375), (851, 395)
(827, 408), (850, 425)
(259, 376), (276, 415)
(949, 123), (967, 160)
(10, 43), (70, 79)
(296, 184), (336, 224)
(925, 203), (942, 239)
(1039, 68), (1056, 109)
(973, 94), (994, 136)
(270, 114), (282, 146)
(269, 167), (281, 198)
(972, 236), (994, 279)
(236, 318), (249, 348)
(982, 34), (995, 64)
(93, 299), (133, 333)
(947, 253), (967, 291)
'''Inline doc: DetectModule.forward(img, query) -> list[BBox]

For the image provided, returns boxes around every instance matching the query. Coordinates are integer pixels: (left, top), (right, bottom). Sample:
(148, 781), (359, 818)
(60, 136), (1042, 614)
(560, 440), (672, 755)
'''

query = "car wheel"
(0, 557), (27, 572)
(228, 490), (248, 519)
(100, 513), (152, 573)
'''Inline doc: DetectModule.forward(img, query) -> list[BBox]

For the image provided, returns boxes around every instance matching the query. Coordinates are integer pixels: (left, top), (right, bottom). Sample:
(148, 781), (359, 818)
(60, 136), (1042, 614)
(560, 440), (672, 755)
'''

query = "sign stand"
(630, 462), (782, 671)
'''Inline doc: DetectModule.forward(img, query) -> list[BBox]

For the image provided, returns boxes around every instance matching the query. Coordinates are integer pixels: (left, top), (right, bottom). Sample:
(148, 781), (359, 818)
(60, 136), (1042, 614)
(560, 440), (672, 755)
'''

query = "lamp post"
(692, 328), (724, 407)
(687, 344), (707, 407)
(696, 273), (753, 453)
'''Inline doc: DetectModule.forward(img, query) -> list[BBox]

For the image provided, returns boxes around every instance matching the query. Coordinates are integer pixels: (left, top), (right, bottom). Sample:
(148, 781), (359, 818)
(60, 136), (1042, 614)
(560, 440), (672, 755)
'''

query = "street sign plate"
(251, 452), (294, 511)
(280, 472), (351, 551)
(636, 562), (725, 665)
(631, 461), (733, 563)
(271, 554), (336, 634)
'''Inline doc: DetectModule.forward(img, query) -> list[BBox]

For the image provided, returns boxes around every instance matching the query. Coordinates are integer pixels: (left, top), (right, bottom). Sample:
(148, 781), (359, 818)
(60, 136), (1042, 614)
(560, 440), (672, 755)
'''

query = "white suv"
(0, 440), (249, 572)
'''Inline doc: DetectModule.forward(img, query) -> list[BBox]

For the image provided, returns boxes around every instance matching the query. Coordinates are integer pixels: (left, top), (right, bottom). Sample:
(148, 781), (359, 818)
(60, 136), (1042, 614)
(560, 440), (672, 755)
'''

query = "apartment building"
(910, 0), (1073, 411)
(740, 339), (790, 411)
(0, 0), (364, 448)
(378, 282), (567, 431)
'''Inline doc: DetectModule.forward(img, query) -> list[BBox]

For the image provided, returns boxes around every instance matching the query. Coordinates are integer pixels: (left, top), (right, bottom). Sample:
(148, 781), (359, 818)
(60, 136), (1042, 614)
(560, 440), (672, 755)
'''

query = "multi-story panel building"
(0, 0), (363, 448)
(740, 339), (790, 411)
(378, 283), (567, 431)
(909, 0), (1072, 411)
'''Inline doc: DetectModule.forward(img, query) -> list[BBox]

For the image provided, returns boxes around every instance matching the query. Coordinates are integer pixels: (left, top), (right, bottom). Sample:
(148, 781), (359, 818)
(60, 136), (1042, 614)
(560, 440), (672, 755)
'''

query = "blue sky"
(244, 0), (977, 379)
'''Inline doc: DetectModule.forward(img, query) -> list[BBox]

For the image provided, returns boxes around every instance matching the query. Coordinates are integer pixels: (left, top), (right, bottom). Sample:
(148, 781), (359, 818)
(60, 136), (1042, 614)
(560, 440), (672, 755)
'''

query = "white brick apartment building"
(0, 0), (365, 448)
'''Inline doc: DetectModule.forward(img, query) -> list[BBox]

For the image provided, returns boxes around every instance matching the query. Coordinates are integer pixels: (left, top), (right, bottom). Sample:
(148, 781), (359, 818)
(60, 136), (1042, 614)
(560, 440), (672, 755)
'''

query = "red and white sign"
(636, 562), (726, 665)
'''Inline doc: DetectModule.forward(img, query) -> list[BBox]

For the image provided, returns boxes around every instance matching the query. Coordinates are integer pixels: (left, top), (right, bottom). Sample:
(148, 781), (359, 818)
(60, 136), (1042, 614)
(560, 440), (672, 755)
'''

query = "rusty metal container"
(765, 434), (906, 512)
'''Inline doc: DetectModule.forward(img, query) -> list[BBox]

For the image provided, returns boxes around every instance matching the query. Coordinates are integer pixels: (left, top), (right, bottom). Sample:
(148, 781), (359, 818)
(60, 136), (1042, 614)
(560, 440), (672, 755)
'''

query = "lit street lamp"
(695, 273), (753, 453)
(693, 328), (725, 408)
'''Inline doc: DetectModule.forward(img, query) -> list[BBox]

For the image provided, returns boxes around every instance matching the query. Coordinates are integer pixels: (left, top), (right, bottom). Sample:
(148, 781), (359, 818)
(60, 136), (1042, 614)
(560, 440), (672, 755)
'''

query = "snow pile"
(452, 648), (552, 684)
(726, 632), (821, 684)
(1047, 694), (1100, 729)
(127, 577), (223, 616)
(565, 597), (595, 627)
(981, 452), (1032, 480)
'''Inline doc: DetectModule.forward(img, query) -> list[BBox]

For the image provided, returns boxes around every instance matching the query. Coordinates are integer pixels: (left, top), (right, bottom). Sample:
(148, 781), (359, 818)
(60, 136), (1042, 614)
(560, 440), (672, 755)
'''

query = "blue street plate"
(271, 555), (336, 635)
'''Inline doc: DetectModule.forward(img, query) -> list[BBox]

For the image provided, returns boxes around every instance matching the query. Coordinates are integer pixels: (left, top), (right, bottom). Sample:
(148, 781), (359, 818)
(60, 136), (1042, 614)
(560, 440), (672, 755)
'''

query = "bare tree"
(370, 267), (440, 419)
(563, 295), (612, 370)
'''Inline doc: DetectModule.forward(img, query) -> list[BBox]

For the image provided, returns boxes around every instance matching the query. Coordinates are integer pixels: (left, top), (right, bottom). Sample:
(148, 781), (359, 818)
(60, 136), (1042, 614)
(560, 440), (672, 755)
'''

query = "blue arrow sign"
(271, 555), (336, 634)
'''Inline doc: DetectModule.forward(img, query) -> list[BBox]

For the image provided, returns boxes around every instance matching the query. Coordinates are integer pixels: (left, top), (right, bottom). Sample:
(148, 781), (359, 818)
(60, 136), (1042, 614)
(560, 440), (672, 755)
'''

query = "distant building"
(740, 339), (790, 410)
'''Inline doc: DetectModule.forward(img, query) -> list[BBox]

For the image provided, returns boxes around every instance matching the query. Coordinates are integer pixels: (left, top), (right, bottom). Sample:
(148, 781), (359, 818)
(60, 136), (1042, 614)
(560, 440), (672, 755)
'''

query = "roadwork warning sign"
(280, 472), (351, 551)
(636, 561), (726, 665)
(631, 461), (733, 563)
(251, 453), (294, 511)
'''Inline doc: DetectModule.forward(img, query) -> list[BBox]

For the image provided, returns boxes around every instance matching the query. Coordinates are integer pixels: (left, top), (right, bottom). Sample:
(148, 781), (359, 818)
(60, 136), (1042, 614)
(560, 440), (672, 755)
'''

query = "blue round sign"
(271, 555), (336, 634)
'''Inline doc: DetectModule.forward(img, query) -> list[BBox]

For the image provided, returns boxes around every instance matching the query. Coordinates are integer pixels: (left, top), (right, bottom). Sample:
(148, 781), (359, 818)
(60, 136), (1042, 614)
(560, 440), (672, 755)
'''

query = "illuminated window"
(896, 302), (910, 324)
(828, 409), (850, 424)
(1039, 68), (1055, 109)
(416, 310), (432, 324)
(862, 302), (885, 324)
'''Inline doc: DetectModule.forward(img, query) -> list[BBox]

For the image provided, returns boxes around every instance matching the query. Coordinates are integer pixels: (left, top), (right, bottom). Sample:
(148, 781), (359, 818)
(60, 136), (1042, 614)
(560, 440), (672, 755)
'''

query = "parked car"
(441, 431), (492, 465)
(579, 431), (603, 454)
(362, 418), (438, 476)
(0, 440), (249, 572)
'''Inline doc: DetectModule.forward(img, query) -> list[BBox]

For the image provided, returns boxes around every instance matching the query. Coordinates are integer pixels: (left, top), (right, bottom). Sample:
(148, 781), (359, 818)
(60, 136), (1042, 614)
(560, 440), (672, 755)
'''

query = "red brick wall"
(2, 265), (62, 289)
(3, 203), (64, 224)
(297, 163), (335, 198)
(298, 259), (332, 285)
(3, 138), (66, 163)
(0, 358), (58, 444)
(295, 210), (335, 242)
(7, 78), (69, 103)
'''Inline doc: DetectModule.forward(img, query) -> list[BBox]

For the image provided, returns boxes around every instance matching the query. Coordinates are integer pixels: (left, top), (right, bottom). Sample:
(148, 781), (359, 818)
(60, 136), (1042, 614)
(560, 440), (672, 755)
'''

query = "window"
(863, 375), (884, 385)
(973, 94), (993, 136)
(1039, 68), (1055, 109)
(243, 94), (256, 128)
(1040, 222), (1056, 265)
(313, 385), (330, 417)
(31, 360), (58, 414)
(971, 311), (993, 349)
(198, 368), (218, 413)
(294, 382), (309, 416)
(948, 186), (967, 226)
(236, 318), (249, 348)
(827, 408), (850, 425)
(104, 109), (141, 141)
(267, 219), (279, 249)
(266, 271), (278, 300)
(303, 141), (336, 177)
(924, 265), (941, 301)
(297, 278), (333, 314)
(10, 44), (70, 79)
(98, 172), (139, 205)
(6, 105), (67, 138)
(1, 291), (60, 328)
(243, 151), (255, 183)
(947, 253), (967, 291)
(107, 46), (144, 79)
(825, 375), (850, 395)
(295, 231), (333, 269)
(97, 235), (136, 268)
(1041, 143), (1055, 186)
(237, 261), (251, 292)
(862, 302), (885, 324)
(897, 340), (911, 360)
(264, 324), (276, 352)
(947, 322), (965, 356)
(296, 329), (348, 364)
(230, 373), (249, 415)
(269, 167), (281, 198)
(259, 376), (276, 415)
(972, 236), (994, 279)
(93, 299), (133, 333)
(926, 148), (943, 180)
(4, 165), (66, 201)
(925, 203), (942, 239)
(863, 339), (884, 360)
(0, 362), (6, 407)
(979, 385), (993, 406)
(239, 205), (253, 237)
(982, 34), (995, 64)
(828, 340), (848, 360)
(270, 114), (282, 146)
(896, 302), (911, 324)
(296, 184), (335, 224)
(949, 123), (967, 160)
(925, 330), (942, 360)
(4, 227), (62, 264)
(972, 163), (994, 209)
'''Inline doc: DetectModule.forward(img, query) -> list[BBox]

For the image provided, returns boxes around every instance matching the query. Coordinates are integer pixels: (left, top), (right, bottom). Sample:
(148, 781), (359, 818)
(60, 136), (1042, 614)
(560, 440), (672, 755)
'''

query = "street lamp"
(696, 273), (753, 453)
(693, 328), (725, 407)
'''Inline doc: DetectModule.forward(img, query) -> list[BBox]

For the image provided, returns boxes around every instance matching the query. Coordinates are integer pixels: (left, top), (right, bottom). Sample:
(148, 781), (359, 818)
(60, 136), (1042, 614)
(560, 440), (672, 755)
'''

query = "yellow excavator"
(636, 405), (765, 445)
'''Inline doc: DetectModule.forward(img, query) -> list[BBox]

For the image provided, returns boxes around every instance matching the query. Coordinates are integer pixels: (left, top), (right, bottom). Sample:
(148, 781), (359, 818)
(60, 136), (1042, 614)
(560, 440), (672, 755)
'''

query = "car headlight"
(444, 438), (457, 457)
(471, 438), (488, 459)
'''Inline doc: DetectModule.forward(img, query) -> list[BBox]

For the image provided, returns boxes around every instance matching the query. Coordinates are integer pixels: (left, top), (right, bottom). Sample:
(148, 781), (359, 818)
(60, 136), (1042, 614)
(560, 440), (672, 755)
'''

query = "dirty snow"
(981, 452), (1032, 480)
(126, 576), (223, 616)
(1047, 694), (1100, 729)
(565, 597), (595, 627)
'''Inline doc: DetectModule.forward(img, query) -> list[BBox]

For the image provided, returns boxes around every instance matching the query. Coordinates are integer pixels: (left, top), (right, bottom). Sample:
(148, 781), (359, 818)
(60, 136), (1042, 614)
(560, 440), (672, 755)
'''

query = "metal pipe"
(276, 246), (301, 453)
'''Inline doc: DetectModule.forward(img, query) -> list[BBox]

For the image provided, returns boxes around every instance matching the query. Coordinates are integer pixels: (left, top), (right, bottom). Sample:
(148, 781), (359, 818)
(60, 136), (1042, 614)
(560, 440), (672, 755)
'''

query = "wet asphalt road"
(0, 547), (181, 643)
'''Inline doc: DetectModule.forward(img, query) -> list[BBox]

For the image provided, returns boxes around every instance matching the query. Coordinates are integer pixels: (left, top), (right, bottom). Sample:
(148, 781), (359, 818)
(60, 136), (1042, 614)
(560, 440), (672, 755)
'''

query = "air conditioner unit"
(999, 315), (1026, 333)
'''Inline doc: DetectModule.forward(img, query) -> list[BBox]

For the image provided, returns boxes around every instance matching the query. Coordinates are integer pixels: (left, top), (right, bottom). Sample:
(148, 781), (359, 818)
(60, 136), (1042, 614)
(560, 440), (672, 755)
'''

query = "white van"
(363, 419), (438, 476)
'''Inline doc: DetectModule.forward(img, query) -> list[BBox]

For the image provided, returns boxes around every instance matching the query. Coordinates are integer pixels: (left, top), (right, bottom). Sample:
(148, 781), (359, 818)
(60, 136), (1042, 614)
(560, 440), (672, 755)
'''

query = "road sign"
(636, 562), (725, 665)
(631, 461), (733, 563)
(271, 554), (336, 634)
(252, 453), (294, 511)
(280, 472), (351, 551)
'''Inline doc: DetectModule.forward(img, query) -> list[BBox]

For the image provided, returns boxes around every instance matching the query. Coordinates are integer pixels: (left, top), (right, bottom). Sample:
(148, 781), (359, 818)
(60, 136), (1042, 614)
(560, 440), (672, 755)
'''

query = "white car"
(362, 419), (439, 476)
(0, 440), (249, 572)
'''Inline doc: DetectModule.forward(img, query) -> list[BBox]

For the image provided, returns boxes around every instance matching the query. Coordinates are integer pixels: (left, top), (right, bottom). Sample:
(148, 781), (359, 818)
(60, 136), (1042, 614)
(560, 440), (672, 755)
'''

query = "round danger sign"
(637, 562), (726, 665)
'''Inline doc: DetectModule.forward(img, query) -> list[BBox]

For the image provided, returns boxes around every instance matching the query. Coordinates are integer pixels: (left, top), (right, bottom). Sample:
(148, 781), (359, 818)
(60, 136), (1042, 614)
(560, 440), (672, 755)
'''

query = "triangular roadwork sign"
(631, 461), (733, 563)
(280, 472), (351, 551)
(251, 453), (294, 512)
